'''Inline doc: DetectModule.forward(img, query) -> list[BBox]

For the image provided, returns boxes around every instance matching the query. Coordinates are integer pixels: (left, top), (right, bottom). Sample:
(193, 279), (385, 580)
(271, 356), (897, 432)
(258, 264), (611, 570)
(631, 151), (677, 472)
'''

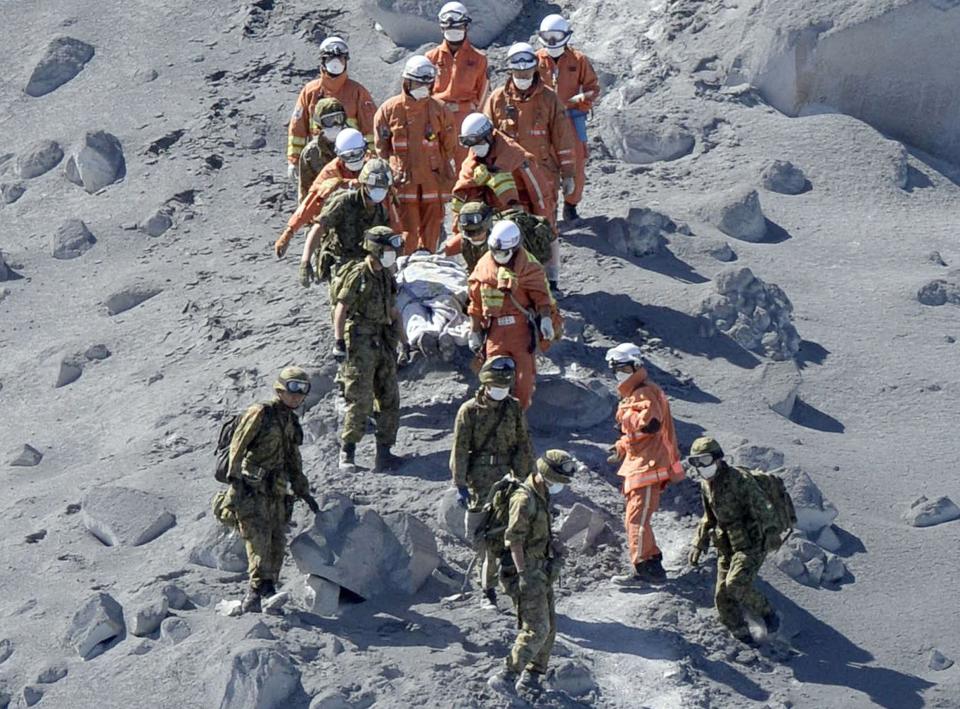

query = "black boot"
(640, 553), (667, 583)
(562, 202), (580, 222)
(763, 609), (781, 634)
(241, 586), (262, 614)
(338, 442), (356, 473)
(374, 443), (403, 472)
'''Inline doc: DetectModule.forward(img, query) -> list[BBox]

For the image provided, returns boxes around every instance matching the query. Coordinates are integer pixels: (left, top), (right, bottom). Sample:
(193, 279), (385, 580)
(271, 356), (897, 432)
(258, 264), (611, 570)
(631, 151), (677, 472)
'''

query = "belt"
(472, 453), (509, 466)
(352, 323), (390, 335)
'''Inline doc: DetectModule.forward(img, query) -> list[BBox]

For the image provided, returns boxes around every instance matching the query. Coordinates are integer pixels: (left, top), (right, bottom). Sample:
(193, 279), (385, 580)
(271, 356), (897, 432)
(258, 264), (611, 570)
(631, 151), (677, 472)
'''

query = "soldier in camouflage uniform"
(455, 201), (493, 273)
(297, 97), (347, 202)
(687, 436), (782, 643)
(226, 367), (320, 613)
(450, 355), (533, 609)
(489, 449), (576, 698)
(332, 226), (406, 473)
(448, 201), (555, 275)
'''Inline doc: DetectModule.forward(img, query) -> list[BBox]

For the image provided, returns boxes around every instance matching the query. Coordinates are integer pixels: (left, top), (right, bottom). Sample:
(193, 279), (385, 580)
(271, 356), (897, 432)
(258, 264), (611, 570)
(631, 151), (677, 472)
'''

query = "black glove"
(456, 486), (470, 509)
(332, 338), (347, 363)
(303, 495), (320, 514)
(640, 418), (661, 434)
(397, 343), (412, 368)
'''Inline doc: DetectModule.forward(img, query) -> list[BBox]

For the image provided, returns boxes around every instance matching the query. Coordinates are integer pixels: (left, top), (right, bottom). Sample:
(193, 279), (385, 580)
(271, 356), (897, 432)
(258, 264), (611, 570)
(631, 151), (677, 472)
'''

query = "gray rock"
(732, 444), (785, 471)
(215, 600), (243, 617)
(310, 691), (353, 709)
(22, 686), (43, 707)
(64, 592), (125, 660)
(363, 0), (523, 48)
(605, 208), (676, 257)
(821, 554), (847, 584)
(550, 660), (598, 697)
(55, 353), (84, 388)
(1, 182), (26, 204)
(129, 640), (154, 656)
(902, 495), (960, 528)
(261, 592), (289, 615)
(303, 575), (339, 617)
(81, 486), (176, 546)
(779, 467), (839, 534)
(206, 644), (300, 709)
(697, 186), (767, 242)
(189, 524), (248, 572)
(436, 488), (468, 542)
(129, 598), (168, 637)
(63, 131), (125, 193)
(52, 219), (96, 259)
(917, 274), (960, 306)
(140, 209), (173, 237)
(25, 36), (95, 97)
(160, 617), (191, 644)
(0, 251), (14, 281)
(35, 663), (67, 684)
(245, 621), (276, 641)
(84, 344), (111, 361)
(757, 360), (801, 417)
(383, 512), (440, 594)
(927, 251), (948, 267)
(528, 377), (616, 432)
(104, 285), (162, 315)
(815, 525), (842, 553)
(133, 67), (158, 83)
(160, 583), (189, 610)
(707, 240), (737, 262)
(760, 160), (809, 194)
(0, 638), (12, 664)
(929, 649), (954, 671)
(601, 109), (695, 164)
(772, 546), (806, 581)
(804, 555), (825, 585)
(9, 444), (43, 467)
(17, 140), (64, 179)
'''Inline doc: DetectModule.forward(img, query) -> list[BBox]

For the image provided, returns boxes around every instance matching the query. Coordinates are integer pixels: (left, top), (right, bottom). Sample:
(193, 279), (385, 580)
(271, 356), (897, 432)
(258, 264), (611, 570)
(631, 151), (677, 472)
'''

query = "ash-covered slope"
(1, 1), (959, 708)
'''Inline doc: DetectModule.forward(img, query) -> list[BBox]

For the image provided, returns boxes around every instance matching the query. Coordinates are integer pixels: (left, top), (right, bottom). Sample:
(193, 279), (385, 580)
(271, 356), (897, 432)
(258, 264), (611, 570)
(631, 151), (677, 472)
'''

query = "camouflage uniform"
(317, 188), (392, 295)
(462, 238), (487, 274)
(334, 258), (401, 446)
(298, 137), (337, 203)
(503, 473), (558, 675)
(450, 390), (533, 589)
(692, 462), (780, 637)
(227, 398), (309, 591)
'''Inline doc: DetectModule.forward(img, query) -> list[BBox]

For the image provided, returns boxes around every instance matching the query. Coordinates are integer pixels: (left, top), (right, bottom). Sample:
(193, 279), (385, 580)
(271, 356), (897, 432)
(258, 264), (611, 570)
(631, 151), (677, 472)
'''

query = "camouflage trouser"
(507, 565), (556, 674)
(715, 549), (771, 634)
(339, 330), (400, 445)
(234, 489), (288, 590)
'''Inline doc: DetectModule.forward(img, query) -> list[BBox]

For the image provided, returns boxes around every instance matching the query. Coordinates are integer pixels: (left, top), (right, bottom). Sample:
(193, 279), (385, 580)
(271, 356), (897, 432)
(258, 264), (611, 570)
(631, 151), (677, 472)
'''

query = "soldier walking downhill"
(225, 367), (320, 613)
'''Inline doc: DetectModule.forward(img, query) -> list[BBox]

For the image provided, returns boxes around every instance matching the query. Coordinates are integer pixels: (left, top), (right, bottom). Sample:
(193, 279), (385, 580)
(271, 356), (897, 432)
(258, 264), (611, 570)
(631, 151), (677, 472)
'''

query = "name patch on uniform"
(497, 315), (516, 326)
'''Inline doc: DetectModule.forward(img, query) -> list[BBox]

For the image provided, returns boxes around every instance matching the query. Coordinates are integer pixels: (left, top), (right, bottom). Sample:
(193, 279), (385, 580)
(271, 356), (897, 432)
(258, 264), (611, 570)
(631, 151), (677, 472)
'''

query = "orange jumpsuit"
(287, 73), (377, 165)
(614, 368), (684, 565)
(425, 40), (489, 166)
(537, 47), (600, 207)
(467, 249), (553, 409)
(451, 130), (551, 226)
(374, 94), (457, 254)
(483, 76), (576, 227)
(285, 157), (360, 233)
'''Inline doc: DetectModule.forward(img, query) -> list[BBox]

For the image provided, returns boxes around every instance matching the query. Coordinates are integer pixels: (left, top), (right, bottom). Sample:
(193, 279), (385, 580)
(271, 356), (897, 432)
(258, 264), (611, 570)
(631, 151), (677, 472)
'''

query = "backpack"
(739, 466), (797, 550)
(214, 404), (274, 483)
(475, 476), (536, 544)
(496, 209), (554, 266)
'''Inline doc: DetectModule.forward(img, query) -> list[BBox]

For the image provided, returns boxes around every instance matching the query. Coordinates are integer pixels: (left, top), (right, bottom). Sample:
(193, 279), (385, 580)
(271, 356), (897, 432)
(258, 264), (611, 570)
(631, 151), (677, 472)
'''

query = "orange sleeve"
(287, 86), (313, 164)
(373, 103), (392, 160)
(444, 232), (463, 256)
(475, 53), (489, 107)
(578, 54), (600, 109)
(619, 391), (662, 439)
(467, 277), (484, 318)
(550, 93), (577, 179)
(356, 84), (378, 143)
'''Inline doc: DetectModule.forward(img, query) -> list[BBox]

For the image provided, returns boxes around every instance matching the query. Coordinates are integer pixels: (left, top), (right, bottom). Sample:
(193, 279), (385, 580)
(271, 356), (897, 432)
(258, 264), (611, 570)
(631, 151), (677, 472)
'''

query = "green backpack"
(496, 209), (555, 266)
(474, 475), (535, 544)
(739, 466), (797, 549)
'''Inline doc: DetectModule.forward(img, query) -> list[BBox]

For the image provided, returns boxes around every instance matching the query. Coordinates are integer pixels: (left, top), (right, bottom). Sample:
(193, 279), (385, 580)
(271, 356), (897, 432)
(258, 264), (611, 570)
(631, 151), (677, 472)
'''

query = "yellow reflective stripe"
(496, 266), (517, 281)
(480, 287), (505, 308)
(489, 174), (516, 197)
(318, 178), (341, 192)
(288, 136), (307, 148)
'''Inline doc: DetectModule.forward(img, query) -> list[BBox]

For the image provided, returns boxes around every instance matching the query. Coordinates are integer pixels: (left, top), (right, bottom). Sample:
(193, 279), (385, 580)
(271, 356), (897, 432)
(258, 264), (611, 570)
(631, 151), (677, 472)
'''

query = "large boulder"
(779, 466), (838, 534)
(362, 0), (523, 48)
(64, 131), (125, 193)
(52, 219), (96, 259)
(383, 512), (440, 594)
(528, 377), (616, 433)
(902, 495), (960, 528)
(17, 140), (64, 179)
(81, 486), (176, 546)
(64, 593), (125, 660)
(205, 644), (301, 709)
(600, 108), (695, 164)
(302, 575), (339, 617)
(696, 186), (767, 242)
(698, 266), (801, 360)
(757, 359), (801, 417)
(605, 208), (676, 258)
(25, 36), (95, 97)
(189, 524), (248, 572)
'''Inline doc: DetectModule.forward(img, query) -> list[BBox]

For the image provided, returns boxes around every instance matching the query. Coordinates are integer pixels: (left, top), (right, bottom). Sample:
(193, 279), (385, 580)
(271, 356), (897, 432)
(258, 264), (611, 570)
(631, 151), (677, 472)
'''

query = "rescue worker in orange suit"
(374, 55), (457, 255)
(275, 128), (372, 259)
(605, 343), (685, 585)
(484, 42), (575, 290)
(467, 220), (557, 410)
(536, 14), (600, 223)
(286, 36), (377, 180)
(425, 2), (489, 166)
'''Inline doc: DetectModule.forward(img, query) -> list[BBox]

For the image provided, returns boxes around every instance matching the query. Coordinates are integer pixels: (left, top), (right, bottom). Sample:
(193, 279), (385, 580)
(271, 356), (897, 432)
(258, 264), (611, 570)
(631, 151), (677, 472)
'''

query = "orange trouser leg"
(420, 200), (446, 253)
(568, 140), (587, 206)
(485, 323), (536, 409)
(397, 198), (422, 256)
(625, 484), (661, 566)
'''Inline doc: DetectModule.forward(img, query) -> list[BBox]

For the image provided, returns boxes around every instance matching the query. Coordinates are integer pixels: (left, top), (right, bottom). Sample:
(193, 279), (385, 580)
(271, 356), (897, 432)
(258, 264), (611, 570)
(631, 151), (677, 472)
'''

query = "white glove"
(468, 331), (483, 353)
(540, 318), (555, 341)
(562, 176), (575, 196)
(570, 93), (588, 104)
(287, 163), (297, 181)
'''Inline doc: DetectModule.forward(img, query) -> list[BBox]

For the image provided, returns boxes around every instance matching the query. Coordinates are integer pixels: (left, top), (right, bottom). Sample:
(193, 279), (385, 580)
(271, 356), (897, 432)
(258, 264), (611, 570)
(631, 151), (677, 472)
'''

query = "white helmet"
(459, 112), (493, 144)
(438, 1), (471, 27)
(605, 343), (643, 368)
(488, 220), (522, 251)
(506, 42), (538, 71)
(319, 36), (350, 58)
(538, 14), (572, 49)
(402, 55), (437, 83)
(335, 129), (366, 157)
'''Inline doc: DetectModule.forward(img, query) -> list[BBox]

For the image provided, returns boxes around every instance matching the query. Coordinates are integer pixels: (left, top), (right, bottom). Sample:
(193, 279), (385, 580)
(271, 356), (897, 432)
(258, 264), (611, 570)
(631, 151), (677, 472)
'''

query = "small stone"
(0, 639), (12, 664)
(55, 354), (84, 388)
(822, 554), (847, 584)
(160, 617), (191, 644)
(51, 219), (96, 259)
(758, 360), (801, 418)
(697, 186), (767, 242)
(63, 130), (125, 193)
(129, 640), (154, 656)
(303, 575), (339, 617)
(133, 67), (158, 83)
(129, 598), (169, 636)
(244, 621), (276, 641)
(161, 583), (189, 610)
(140, 210), (173, 237)
(17, 140), (64, 179)
(25, 36), (95, 97)
(262, 591), (289, 615)
(815, 526), (842, 552)
(927, 251), (948, 267)
(35, 663), (68, 684)
(84, 344), (111, 361)
(902, 495), (960, 528)
(760, 160), (809, 194)
(64, 592), (125, 660)
(929, 649), (954, 671)
(1, 181), (26, 204)
(189, 524), (248, 572)
(215, 600), (243, 617)
(22, 686), (43, 707)
(10, 445), (43, 467)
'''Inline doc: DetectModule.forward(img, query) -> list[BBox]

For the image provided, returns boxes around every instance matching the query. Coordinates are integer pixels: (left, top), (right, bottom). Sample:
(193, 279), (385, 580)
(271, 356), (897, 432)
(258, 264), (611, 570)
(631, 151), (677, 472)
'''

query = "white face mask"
(324, 58), (346, 76)
(322, 126), (342, 143)
(548, 482), (565, 495)
(409, 85), (431, 101)
(443, 29), (466, 43)
(699, 465), (718, 481)
(344, 157), (365, 172)
(615, 370), (632, 383)
(487, 386), (509, 401)
(366, 187), (388, 203)
(512, 75), (534, 91)
(546, 46), (566, 58)
(379, 250), (397, 268)
(466, 233), (487, 246)
(492, 249), (513, 264)
(470, 142), (490, 159)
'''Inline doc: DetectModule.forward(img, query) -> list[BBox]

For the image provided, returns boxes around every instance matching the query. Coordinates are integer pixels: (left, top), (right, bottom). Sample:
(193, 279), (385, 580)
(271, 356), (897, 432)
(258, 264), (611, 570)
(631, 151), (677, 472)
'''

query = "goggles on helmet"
(488, 357), (516, 372)
(383, 234), (404, 250)
(338, 147), (366, 163)
(507, 52), (538, 71)
(459, 132), (489, 148)
(459, 210), (489, 228)
(546, 457), (577, 477)
(321, 40), (349, 58)
(317, 111), (346, 128)
(538, 30), (570, 47)
(283, 379), (311, 395)
(439, 12), (469, 28)
(688, 453), (715, 468)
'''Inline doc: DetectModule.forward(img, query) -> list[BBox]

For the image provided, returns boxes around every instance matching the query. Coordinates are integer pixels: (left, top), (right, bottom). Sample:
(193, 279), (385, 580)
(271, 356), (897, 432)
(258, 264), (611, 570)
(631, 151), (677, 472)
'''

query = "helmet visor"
(317, 111), (346, 128)
(283, 380), (311, 395)
(439, 12), (469, 27)
(488, 357), (516, 372)
(459, 210), (488, 227)
(384, 234), (404, 249)
(547, 457), (577, 476)
(459, 132), (488, 147)
(688, 453), (715, 468)
(321, 41), (349, 57)
(538, 30), (569, 47)
(507, 52), (538, 70)
(338, 147), (366, 162)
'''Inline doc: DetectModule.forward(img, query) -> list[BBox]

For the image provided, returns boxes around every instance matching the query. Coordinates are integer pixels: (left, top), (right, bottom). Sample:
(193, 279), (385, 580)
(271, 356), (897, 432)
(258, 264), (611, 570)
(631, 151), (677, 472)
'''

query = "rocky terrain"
(1, 0), (959, 707)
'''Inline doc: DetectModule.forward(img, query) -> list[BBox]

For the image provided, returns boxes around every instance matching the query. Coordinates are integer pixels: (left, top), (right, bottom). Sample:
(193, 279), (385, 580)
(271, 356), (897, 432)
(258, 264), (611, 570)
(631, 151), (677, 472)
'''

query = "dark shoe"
(640, 554), (667, 582)
(338, 442), (356, 472)
(487, 668), (519, 696)
(562, 202), (580, 222)
(259, 581), (277, 598)
(374, 443), (403, 472)
(763, 609), (781, 634)
(241, 587), (262, 614)
(516, 670), (543, 697)
(480, 587), (498, 611)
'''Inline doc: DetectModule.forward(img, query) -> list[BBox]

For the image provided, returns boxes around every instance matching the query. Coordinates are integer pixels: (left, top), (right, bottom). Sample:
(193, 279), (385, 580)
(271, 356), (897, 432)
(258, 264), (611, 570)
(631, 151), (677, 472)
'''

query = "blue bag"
(567, 109), (588, 142)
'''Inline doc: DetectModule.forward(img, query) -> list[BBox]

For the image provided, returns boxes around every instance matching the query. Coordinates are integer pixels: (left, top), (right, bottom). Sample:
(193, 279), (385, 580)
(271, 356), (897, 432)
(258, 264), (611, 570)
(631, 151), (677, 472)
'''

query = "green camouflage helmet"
(478, 355), (516, 386)
(359, 158), (394, 188)
(458, 201), (493, 233)
(363, 226), (404, 257)
(313, 97), (346, 126)
(690, 436), (723, 458)
(537, 449), (576, 484)
(275, 366), (311, 395)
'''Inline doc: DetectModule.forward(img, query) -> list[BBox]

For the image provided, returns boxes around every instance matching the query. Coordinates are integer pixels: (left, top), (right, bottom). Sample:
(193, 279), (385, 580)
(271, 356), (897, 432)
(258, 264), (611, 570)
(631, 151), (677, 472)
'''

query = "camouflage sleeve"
(693, 484), (715, 550)
(449, 403), (473, 487)
(289, 446), (310, 499)
(334, 265), (363, 306)
(510, 405), (534, 478)
(227, 405), (265, 478)
(504, 488), (532, 550)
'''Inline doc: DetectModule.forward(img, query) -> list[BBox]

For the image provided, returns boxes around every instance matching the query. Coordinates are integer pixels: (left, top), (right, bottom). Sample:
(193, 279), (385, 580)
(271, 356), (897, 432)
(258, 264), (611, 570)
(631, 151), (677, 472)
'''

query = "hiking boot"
(374, 443), (403, 472)
(731, 626), (758, 646)
(487, 668), (519, 697)
(548, 280), (564, 299)
(338, 442), (356, 473)
(562, 202), (580, 222)
(611, 564), (643, 585)
(259, 581), (277, 598)
(516, 670), (543, 698)
(241, 587), (262, 614)
(480, 588), (498, 611)
(640, 554), (667, 583)
(763, 609), (781, 634)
